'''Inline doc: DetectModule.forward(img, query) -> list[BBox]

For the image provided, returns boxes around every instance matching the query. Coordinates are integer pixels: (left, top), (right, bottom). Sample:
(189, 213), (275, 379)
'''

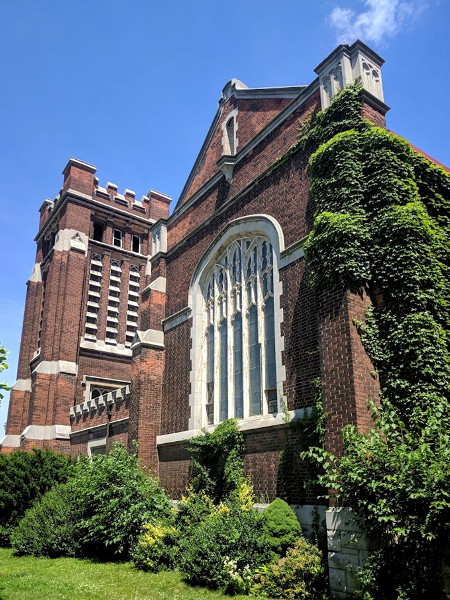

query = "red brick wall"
(59, 201), (92, 234)
(40, 251), (87, 362)
(362, 101), (387, 129)
(158, 426), (321, 504)
(148, 192), (170, 222)
(159, 91), (385, 493)
(6, 279), (44, 436)
(27, 372), (76, 426)
(70, 420), (129, 457)
(161, 320), (191, 435)
(17, 281), (43, 376)
(236, 97), (296, 150)
(183, 95), (294, 202)
(280, 260), (321, 410)
(318, 289), (380, 457)
(21, 438), (72, 453)
(129, 346), (165, 473)
(75, 355), (131, 406)
(169, 92), (319, 251)
(70, 400), (130, 434)
(5, 390), (30, 435)
(3, 172), (153, 450)
(158, 443), (191, 498)
(62, 162), (96, 197)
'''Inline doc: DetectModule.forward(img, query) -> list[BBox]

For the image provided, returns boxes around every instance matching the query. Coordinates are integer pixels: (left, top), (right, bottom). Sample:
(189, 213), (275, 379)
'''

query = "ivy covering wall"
(300, 84), (450, 599)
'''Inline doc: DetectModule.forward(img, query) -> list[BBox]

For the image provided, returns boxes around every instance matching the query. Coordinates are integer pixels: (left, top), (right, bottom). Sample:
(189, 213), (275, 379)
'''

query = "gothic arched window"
(203, 236), (278, 425)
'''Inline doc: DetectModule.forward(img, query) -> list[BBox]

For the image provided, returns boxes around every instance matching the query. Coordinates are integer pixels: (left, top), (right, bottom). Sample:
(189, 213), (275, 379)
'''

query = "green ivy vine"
(300, 84), (450, 599)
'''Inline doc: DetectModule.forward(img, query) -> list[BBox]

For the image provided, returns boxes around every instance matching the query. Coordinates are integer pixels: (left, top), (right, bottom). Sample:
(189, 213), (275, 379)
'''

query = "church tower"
(1, 158), (170, 454)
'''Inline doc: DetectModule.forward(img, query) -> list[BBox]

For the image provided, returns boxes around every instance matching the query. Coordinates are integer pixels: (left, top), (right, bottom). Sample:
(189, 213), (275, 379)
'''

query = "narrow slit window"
(132, 235), (141, 253)
(93, 223), (104, 242)
(226, 118), (235, 155)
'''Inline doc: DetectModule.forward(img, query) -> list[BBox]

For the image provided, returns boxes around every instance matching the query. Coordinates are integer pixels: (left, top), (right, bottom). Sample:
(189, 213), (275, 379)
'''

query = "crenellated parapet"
(93, 179), (150, 217)
(58, 158), (172, 221)
(69, 384), (131, 420)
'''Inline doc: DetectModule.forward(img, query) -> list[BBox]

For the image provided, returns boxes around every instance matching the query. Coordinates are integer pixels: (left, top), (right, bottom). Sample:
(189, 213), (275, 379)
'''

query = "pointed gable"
(175, 79), (305, 210)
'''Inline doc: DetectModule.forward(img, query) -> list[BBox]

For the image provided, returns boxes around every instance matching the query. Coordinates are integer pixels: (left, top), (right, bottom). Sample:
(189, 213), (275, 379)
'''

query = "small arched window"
(90, 388), (107, 400)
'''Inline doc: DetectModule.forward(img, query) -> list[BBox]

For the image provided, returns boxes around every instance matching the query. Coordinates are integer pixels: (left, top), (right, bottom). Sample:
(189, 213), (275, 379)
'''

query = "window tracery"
(203, 236), (277, 425)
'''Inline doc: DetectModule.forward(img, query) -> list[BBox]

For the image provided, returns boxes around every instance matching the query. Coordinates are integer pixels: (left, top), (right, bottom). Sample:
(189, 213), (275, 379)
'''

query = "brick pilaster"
(129, 345), (164, 471)
(318, 288), (380, 458)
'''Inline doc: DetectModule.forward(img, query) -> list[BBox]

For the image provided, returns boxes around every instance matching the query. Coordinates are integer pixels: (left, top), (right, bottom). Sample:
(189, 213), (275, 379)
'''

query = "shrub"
(262, 498), (302, 559)
(131, 522), (178, 573)
(0, 448), (75, 545)
(175, 489), (215, 536)
(188, 419), (246, 503)
(73, 443), (172, 559)
(11, 443), (171, 560)
(11, 482), (80, 557)
(352, 544), (445, 600)
(250, 537), (326, 600)
(179, 502), (270, 593)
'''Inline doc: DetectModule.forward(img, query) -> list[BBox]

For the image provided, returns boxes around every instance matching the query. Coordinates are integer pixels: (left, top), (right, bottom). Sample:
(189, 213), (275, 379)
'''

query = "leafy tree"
(0, 344), (10, 402)
(10, 443), (172, 560)
(73, 443), (172, 558)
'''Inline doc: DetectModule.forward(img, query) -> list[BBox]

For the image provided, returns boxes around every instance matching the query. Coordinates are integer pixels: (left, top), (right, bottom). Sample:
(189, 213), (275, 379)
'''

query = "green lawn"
(0, 548), (253, 600)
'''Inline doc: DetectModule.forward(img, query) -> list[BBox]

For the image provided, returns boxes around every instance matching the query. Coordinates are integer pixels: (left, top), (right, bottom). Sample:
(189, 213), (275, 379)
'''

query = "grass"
(0, 548), (253, 600)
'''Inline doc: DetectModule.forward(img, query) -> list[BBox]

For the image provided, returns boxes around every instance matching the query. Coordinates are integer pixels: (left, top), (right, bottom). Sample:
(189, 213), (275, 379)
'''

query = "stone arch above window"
(189, 215), (286, 430)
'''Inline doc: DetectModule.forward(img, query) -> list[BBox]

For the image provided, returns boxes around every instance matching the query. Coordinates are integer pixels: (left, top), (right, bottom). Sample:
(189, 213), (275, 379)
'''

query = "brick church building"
(1, 41), (417, 516)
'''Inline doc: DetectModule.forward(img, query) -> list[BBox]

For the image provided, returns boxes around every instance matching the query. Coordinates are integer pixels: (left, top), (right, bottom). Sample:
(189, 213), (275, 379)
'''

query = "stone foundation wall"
(326, 507), (371, 597)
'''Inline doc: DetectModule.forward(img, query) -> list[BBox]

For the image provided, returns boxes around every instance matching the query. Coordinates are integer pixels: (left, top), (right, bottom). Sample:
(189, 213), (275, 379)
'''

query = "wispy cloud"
(330, 0), (426, 45)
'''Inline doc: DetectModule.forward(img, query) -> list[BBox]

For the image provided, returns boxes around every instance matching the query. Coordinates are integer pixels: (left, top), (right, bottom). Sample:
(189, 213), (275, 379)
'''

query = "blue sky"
(1, 0), (449, 432)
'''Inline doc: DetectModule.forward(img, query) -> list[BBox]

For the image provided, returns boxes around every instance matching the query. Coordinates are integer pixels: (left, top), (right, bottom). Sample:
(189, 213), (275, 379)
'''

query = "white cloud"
(330, 0), (426, 45)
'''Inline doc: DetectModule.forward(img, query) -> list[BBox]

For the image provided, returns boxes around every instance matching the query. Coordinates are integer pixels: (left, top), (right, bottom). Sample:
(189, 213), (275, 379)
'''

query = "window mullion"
(242, 250), (250, 419)
(227, 267), (234, 420)
(213, 269), (220, 424)
(202, 237), (279, 425)
(257, 264), (266, 416)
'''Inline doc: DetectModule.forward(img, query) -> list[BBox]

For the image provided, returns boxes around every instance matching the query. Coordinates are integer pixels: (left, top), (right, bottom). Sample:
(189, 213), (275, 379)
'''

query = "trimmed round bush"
(262, 497), (302, 559)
